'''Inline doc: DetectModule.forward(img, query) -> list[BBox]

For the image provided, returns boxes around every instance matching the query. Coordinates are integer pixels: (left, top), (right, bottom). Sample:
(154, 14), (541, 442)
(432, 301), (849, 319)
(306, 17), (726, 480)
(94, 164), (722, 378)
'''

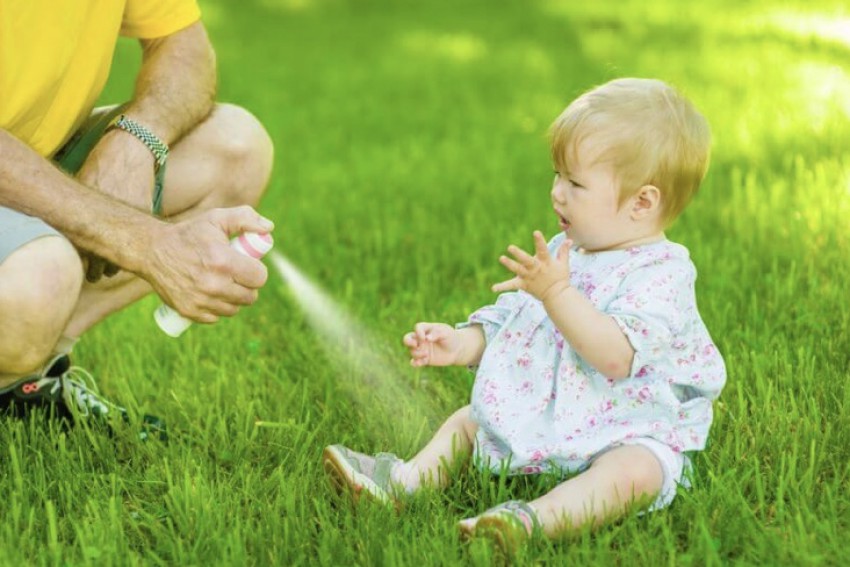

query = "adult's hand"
(140, 206), (275, 323)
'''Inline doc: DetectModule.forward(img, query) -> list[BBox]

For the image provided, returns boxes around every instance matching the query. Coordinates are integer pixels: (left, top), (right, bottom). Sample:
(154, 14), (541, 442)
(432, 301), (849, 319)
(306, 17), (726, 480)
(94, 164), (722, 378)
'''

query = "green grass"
(4, 0), (850, 564)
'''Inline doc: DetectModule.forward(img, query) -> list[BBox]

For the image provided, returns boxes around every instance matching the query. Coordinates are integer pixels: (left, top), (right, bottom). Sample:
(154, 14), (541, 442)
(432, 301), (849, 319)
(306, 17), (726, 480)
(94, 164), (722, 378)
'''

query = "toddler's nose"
(551, 183), (565, 205)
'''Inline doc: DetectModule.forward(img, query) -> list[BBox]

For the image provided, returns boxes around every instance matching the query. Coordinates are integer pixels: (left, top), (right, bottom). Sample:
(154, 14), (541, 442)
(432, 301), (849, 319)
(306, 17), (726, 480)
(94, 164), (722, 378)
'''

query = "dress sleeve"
(456, 292), (522, 343)
(122, 0), (202, 39)
(607, 258), (696, 377)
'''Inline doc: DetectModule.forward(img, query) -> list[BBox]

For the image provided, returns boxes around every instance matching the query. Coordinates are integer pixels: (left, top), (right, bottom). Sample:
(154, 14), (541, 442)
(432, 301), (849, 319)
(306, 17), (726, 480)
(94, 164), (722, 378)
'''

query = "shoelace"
(60, 365), (124, 418)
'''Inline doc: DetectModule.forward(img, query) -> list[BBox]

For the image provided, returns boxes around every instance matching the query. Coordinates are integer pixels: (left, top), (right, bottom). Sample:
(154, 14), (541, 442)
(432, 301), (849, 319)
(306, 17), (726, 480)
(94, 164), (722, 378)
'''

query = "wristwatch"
(107, 114), (169, 216)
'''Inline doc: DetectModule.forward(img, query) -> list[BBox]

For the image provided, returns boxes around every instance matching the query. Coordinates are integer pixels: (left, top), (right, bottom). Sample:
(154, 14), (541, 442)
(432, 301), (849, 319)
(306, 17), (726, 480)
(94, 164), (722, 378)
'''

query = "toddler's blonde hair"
(550, 78), (711, 226)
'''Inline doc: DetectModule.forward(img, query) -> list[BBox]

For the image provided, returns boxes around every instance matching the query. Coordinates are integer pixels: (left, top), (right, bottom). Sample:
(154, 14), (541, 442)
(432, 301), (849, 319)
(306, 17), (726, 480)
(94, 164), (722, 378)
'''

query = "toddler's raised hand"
(403, 322), (462, 367)
(492, 230), (572, 302)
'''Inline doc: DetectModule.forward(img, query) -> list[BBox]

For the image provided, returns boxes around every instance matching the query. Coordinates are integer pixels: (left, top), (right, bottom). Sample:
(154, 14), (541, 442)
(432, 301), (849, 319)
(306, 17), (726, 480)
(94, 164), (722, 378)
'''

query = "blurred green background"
(2, 0), (849, 565)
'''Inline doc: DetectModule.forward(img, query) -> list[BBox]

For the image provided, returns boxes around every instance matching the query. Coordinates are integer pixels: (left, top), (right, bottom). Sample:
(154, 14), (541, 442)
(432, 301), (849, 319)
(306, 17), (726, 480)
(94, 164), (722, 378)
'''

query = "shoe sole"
(458, 515), (523, 557)
(458, 519), (476, 542)
(322, 445), (392, 506)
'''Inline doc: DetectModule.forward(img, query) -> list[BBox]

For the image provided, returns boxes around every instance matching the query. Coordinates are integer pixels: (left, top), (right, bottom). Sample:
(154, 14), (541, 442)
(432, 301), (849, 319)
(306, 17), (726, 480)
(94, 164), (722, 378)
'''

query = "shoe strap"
(486, 500), (540, 536)
(372, 453), (401, 492)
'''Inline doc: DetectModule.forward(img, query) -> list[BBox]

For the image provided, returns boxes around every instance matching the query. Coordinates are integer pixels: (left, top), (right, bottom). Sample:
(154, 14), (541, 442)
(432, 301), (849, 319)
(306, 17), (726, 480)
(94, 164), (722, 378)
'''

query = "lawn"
(2, 0), (849, 564)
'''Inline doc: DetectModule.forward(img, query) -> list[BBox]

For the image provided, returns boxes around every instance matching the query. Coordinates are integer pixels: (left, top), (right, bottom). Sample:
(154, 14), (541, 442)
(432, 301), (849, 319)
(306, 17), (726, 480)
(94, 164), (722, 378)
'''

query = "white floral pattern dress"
(461, 234), (726, 491)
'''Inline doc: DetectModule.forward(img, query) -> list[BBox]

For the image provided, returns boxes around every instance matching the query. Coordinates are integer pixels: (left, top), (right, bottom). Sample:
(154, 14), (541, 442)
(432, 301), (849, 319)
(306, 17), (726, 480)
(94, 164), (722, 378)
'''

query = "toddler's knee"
(614, 445), (665, 499)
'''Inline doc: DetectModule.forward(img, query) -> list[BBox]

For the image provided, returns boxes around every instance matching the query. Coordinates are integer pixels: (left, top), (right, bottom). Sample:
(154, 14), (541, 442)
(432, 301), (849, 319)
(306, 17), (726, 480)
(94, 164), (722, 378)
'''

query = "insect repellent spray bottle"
(154, 232), (274, 337)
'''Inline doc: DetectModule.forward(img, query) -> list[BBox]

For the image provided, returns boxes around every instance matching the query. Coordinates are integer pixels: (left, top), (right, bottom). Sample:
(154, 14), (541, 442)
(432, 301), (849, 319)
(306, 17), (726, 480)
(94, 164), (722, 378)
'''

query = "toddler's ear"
(631, 185), (661, 219)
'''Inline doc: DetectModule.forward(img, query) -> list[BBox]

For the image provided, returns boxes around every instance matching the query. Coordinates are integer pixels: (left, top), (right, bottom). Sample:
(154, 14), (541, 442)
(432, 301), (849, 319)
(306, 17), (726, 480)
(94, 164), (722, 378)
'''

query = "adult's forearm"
(0, 129), (160, 272)
(125, 21), (217, 144)
(543, 287), (635, 380)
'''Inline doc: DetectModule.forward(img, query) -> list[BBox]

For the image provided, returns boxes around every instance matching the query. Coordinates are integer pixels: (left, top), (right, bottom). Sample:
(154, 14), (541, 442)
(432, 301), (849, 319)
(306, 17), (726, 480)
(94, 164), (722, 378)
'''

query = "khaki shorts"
(0, 104), (127, 264)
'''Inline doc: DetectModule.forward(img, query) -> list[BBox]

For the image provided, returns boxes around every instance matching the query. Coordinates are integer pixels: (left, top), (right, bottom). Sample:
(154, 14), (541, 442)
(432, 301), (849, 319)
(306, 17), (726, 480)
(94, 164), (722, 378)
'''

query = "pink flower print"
(521, 465), (543, 474)
(482, 380), (499, 405)
(637, 386), (652, 402)
(516, 354), (532, 369)
(635, 367), (648, 379)
(585, 415), (598, 428)
(529, 449), (546, 462)
(518, 380), (533, 395)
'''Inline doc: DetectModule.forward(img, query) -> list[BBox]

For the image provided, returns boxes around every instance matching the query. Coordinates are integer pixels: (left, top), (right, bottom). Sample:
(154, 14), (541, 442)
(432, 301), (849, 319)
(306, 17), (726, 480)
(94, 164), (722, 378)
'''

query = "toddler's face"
(550, 139), (636, 252)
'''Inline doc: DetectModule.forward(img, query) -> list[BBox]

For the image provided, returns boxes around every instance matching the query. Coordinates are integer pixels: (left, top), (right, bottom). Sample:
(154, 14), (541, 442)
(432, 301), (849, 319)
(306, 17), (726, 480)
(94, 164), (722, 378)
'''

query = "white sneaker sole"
(322, 445), (391, 505)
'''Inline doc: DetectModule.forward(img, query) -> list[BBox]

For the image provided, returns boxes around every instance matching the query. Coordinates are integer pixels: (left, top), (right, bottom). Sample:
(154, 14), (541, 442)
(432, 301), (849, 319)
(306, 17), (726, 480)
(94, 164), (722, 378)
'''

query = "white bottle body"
(154, 232), (274, 337)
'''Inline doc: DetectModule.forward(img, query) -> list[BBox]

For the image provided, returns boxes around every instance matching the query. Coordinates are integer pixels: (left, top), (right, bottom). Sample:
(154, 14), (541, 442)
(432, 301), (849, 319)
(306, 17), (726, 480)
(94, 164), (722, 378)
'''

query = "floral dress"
(461, 234), (726, 475)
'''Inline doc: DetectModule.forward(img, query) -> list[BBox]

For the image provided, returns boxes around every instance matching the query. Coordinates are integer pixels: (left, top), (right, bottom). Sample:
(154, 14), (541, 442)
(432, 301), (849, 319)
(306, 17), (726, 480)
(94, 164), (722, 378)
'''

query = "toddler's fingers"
(492, 277), (521, 293)
(507, 245), (535, 268)
(556, 239), (572, 262)
(413, 322), (434, 341)
(426, 324), (450, 342)
(533, 230), (551, 260)
(499, 255), (526, 276)
(410, 350), (430, 367)
(402, 332), (419, 347)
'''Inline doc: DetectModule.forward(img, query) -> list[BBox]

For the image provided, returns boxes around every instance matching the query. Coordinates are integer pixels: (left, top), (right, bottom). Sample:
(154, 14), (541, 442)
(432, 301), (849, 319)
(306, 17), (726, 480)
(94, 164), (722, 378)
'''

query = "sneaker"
(458, 500), (540, 555)
(0, 354), (166, 440)
(322, 444), (402, 506)
(0, 354), (70, 419)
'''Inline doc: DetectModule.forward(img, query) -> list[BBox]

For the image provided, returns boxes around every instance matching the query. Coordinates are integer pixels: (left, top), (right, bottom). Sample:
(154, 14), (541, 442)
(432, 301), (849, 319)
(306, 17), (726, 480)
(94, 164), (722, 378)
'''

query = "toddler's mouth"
(558, 214), (571, 231)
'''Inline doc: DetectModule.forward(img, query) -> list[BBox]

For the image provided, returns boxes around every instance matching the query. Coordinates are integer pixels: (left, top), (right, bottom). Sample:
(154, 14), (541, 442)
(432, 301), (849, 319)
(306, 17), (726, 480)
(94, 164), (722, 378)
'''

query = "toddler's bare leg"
(530, 444), (664, 538)
(394, 405), (478, 490)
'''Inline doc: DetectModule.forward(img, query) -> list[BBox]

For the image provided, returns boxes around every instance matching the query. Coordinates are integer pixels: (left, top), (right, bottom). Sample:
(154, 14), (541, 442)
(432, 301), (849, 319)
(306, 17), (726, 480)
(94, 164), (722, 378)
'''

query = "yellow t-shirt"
(0, 0), (201, 157)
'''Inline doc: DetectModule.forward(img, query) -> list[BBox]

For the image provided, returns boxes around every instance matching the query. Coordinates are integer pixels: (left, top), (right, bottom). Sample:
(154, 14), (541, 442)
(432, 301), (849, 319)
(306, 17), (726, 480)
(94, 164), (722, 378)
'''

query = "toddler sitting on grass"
(324, 77), (726, 554)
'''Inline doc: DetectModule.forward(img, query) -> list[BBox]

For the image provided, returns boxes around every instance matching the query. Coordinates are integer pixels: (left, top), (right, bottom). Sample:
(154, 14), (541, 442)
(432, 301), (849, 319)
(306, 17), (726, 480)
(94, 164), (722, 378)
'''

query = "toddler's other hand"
(492, 230), (572, 302)
(403, 322), (460, 367)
